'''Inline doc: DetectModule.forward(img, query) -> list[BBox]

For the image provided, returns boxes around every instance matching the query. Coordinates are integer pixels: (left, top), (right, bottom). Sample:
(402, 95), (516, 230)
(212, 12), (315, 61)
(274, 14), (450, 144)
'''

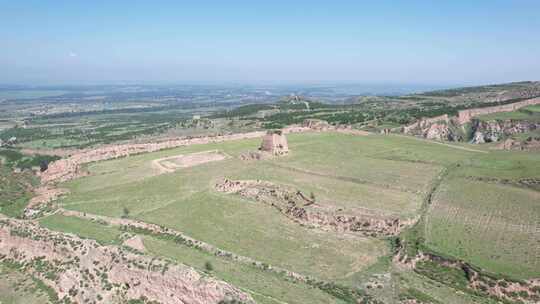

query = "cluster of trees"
(258, 109), (372, 129)
(0, 149), (59, 171)
(0, 125), (51, 143)
(383, 96), (540, 125)
(276, 100), (330, 111)
(0, 166), (36, 218)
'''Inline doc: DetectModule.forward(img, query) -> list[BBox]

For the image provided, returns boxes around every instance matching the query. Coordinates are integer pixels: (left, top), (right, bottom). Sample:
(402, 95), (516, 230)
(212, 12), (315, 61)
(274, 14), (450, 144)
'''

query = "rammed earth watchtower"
(260, 130), (289, 155)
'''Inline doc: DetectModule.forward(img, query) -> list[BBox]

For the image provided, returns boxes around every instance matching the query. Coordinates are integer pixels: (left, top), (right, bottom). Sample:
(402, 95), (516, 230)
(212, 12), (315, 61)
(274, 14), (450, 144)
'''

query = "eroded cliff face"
(403, 117), (539, 146)
(457, 97), (540, 124)
(402, 116), (463, 141)
(394, 251), (540, 304)
(470, 120), (539, 144)
(0, 217), (254, 304)
(401, 97), (540, 144)
(215, 179), (413, 237)
(496, 137), (540, 151)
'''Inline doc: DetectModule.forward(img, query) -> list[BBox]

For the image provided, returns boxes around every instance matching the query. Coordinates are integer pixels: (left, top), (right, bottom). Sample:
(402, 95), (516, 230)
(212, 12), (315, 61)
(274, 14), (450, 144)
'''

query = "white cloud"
(68, 52), (78, 58)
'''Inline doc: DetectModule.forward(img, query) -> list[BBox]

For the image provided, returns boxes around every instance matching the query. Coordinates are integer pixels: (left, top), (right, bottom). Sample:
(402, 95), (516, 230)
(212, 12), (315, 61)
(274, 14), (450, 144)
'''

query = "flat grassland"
(40, 213), (122, 245)
(43, 131), (540, 302)
(39, 213), (345, 304)
(426, 151), (540, 280)
(57, 133), (444, 280)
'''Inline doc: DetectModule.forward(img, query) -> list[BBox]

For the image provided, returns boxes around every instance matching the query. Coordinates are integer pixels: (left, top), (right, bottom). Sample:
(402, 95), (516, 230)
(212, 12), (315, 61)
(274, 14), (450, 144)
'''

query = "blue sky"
(1, 0), (539, 85)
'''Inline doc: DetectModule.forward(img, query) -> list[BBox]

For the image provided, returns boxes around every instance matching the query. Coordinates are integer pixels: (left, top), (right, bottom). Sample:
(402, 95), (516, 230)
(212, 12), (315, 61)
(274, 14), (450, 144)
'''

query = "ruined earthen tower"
(260, 130), (289, 155)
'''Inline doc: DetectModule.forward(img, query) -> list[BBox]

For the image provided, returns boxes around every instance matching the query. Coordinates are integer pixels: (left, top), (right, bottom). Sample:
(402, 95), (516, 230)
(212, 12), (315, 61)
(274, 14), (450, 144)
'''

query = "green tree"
(122, 207), (130, 218)
(204, 261), (214, 272)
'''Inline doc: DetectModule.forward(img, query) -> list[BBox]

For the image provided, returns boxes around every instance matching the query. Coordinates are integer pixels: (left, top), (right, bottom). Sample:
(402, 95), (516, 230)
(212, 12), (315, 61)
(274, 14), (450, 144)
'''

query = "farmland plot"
(426, 177), (540, 279)
(43, 130), (540, 303)
(58, 132), (447, 283)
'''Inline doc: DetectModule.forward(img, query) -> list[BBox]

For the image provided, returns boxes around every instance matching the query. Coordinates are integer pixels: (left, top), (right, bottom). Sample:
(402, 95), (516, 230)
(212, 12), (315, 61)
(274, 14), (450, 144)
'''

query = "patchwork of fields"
(37, 131), (540, 303)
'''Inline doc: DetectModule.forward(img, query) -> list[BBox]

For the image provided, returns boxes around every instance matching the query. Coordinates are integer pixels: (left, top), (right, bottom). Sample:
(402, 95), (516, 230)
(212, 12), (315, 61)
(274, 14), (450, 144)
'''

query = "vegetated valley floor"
(38, 131), (540, 304)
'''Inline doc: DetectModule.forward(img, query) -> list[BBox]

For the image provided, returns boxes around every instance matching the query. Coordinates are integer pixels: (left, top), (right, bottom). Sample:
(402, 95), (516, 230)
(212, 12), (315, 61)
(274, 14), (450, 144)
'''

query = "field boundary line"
(56, 208), (318, 284)
(134, 191), (200, 217)
(391, 134), (488, 153)
(151, 149), (230, 175)
(267, 162), (419, 195)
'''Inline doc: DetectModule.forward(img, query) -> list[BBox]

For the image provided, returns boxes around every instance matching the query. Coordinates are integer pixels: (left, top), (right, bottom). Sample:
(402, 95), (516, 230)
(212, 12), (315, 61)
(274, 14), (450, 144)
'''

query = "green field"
(61, 133), (429, 282)
(39, 213), (361, 304)
(39, 214), (123, 245)
(396, 269), (499, 304)
(426, 168), (540, 279)
(143, 235), (346, 304)
(37, 130), (540, 302)
(57, 133), (463, 283)
(477, 105), (540, 122)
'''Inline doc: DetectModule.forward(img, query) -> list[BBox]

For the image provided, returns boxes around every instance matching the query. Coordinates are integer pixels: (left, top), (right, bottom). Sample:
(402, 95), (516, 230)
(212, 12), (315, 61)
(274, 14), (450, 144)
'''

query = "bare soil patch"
(0, 216), (253, 304)
(28, 186), (68, 208)
(152, 150), (229, 174)
(122, 235), (146, 252)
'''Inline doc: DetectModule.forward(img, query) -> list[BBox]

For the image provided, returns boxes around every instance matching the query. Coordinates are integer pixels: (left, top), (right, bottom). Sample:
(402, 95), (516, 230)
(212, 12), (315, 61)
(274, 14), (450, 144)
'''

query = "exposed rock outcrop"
(41, 131), (268, 185)
(302, 119), (331, 130)
(496, 137), (540, 151)
(0, 217), (254, 304)
(29, 125), (368, 214)
(27, 186), (68, 208)
(59, 208), (311, 283)
(27, 132), (270, 214)
(470, 120), (539, 144)
(215, 179), (410, 236)
(401, 115), (460, 141)
(402, 115), (450, 133)
(40, 124), (361, 187)
(395, 250), (540, 304)
(424, 122), (452, 141)
(402, 97), (540, 143)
